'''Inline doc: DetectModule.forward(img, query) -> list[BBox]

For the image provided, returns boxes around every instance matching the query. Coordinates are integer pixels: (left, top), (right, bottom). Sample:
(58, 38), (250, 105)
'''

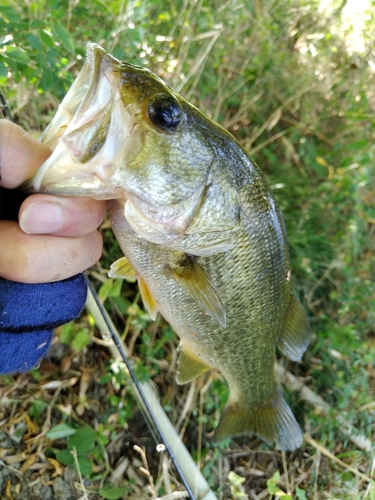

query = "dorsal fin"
(165, 256), (226, 328)
(278, 291), (311, 361)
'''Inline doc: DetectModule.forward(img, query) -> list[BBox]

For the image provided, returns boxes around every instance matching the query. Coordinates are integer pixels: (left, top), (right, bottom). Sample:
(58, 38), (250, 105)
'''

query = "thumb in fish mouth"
(23, 44), (134, 198)
(0, 120), (52, 189)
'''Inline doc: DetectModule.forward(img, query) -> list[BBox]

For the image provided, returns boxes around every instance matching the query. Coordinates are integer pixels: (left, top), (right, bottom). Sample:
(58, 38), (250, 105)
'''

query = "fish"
(27, 43), (311, 451)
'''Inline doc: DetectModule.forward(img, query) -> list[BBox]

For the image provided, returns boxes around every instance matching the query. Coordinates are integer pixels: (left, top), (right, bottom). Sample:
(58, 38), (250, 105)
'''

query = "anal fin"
(214, 387), (302, 451)
(176, 343), (212, 384)
(165, 256), (226, 328)
(108, 256), (137, 282)
(278, 291), (311, 361)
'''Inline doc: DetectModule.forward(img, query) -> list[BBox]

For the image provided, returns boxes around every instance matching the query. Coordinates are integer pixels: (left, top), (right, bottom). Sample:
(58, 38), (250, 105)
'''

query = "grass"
(1, 0), (375, 498)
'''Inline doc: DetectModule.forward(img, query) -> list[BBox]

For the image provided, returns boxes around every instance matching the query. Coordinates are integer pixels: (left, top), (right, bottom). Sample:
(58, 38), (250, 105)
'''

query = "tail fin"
(214, 388), (302, 451)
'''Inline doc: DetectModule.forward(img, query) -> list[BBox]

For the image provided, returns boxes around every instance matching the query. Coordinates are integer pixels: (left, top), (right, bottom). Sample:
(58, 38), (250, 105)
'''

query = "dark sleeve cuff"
(0, 274), (87, 373)
(0, 329), (53, 373)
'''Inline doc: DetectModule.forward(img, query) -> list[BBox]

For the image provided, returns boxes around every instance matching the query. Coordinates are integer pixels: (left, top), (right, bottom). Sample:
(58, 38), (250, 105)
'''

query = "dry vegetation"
(1, 0), (375, 498)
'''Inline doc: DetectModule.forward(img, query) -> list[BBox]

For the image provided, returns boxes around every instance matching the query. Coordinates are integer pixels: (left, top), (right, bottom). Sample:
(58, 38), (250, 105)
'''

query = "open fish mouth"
(27, 43), (138, 199)
(25, 43), (207, 239)
(25, 44), (240, 247)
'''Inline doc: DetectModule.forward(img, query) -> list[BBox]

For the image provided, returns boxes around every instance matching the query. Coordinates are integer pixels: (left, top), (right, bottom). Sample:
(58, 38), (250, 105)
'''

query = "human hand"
(0, 119), (107, 374)
(0, 119), (107, 282)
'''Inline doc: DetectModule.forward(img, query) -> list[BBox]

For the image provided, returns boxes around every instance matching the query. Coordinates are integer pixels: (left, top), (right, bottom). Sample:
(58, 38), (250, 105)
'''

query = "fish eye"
(147, 94), (182, 130)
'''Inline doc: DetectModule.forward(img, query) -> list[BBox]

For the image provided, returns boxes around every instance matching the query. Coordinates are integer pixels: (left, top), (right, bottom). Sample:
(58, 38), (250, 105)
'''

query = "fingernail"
(20, 202), (63, 234)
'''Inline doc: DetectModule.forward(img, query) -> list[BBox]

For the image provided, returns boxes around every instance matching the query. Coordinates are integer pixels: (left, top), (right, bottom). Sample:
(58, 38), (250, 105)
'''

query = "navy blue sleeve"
(0, 276), (87, 373)
(0, 186), (88, 374)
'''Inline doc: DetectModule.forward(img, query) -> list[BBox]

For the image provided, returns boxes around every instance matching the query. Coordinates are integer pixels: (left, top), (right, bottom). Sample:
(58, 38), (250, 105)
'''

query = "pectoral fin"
(278, 291), (311, 361)
(176, 343), (212, 384)
(174, 237), (233, 257)
(108, 256), (137, 282)
(138, 276), (158, 320)
(165, 257), (226, 328)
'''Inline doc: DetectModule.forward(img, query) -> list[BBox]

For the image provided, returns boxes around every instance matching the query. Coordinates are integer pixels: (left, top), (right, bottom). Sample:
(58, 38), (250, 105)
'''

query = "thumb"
(0, 120), (51, 189)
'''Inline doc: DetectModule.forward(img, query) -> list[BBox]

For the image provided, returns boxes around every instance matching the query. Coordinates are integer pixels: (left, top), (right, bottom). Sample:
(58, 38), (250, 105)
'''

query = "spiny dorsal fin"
(138, 275), (158, 320)
(278, 291), (311, 362)
(108, 256), (137, 281)
(214, 387), (302, 451)
(165, 256), (226, 328)
(176, 342), (212, 384)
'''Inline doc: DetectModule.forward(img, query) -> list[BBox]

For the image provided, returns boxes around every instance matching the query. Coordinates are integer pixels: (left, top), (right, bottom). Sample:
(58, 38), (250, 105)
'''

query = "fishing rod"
(0, 92), (14, 121)
(84, 273), (198, 499)
(84, 274), (218, 499)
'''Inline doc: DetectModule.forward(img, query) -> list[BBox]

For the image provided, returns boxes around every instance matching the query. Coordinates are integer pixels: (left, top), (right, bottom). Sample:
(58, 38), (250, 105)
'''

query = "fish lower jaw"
(34, 175), (125, 200)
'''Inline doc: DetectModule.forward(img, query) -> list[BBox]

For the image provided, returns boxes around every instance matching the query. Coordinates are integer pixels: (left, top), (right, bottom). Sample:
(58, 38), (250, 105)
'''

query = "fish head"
(28, 43), (228, 244)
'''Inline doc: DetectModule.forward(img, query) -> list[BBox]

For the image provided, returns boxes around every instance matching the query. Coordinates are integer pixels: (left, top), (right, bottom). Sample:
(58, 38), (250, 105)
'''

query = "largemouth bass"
(28, 43), (310, 451)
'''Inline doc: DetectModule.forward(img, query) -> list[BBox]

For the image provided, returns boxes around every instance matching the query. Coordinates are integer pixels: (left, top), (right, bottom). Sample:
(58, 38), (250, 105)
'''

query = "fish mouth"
(26, 43), (139, 199)
(25, 43), (207, 242)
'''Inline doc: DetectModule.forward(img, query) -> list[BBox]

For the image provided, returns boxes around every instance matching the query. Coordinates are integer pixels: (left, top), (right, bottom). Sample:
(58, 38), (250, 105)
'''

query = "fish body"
(29, 44), (310, 450)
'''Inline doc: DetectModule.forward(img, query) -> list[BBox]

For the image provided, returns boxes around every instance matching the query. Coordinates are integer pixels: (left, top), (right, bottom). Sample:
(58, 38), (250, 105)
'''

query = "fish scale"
(27, 43), (311, 451)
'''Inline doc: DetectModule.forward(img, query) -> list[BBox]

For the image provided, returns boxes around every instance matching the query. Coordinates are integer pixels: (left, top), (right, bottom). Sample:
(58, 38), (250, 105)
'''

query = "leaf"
(228, 471), (246, 486)
(99, 373), (112, 384)
(267, 470), (280, 493)
(46, 424), (77, 440)
(67, 426), (96, 454)
(29, 400), (47, 423)
(52, 21), (75, 54)
(75, 455), (92, 476)
(59, 321), (75, 345)
(0, 61), (8, 77)
(30, 19), (44, 29)
(98, 278), (113, 302)
(25, 33), (43, 51)
(110, 279), (123, 298)
(266, 470), (293, 498)
(39, 29), (55, 49)
(55, 449), (74, 466)
(71, 330), (90, 352)
(99, 485), (128, 499)
(296, 487), (308, 500)
(3, 45), (31, 64)
(39, 68), (55, 92)
(113, 295), (131, 315)
(0, 6), (21, 24)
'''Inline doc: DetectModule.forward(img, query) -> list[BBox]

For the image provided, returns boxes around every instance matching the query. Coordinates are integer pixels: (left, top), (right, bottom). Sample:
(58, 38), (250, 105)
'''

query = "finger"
(0, 120), (51, 189)
(0, 221), (103, 283)
(19, 195), (107, 237)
